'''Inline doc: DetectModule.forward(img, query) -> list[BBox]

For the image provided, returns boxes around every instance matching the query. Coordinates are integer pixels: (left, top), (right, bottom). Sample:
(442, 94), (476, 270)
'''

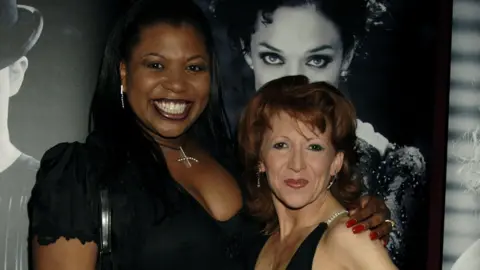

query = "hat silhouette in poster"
(0, 0), (43, 268)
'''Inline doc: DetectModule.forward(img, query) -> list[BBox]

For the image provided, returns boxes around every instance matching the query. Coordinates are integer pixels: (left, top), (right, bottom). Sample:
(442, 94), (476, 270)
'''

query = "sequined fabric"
(354, 138), (426, 267)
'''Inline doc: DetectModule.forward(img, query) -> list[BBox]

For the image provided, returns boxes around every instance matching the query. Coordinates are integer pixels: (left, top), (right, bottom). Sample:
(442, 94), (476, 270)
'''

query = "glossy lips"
(284, 178), (309, 189)
(153, 98), (192, 120)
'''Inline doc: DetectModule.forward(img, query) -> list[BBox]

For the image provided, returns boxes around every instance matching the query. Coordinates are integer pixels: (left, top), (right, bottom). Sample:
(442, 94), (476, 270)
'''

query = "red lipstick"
(284, 178), (309, 189)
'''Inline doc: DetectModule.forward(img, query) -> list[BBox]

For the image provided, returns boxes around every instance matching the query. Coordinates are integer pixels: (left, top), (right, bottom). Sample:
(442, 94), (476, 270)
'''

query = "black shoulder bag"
(97, 188), (112, 270)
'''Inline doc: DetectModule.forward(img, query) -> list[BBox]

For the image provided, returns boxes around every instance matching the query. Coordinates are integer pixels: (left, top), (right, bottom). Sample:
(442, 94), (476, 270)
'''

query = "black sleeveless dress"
(247, 222), (329, 269)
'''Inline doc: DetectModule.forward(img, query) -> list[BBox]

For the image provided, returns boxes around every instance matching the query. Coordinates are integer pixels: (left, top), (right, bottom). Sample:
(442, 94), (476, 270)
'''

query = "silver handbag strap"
(99, 188), (112, 255)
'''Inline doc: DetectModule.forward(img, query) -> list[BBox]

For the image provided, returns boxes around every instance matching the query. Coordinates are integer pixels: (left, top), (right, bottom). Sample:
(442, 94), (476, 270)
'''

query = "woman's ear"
(331, 152), (344, 176)
(341, 44), (357, 71)
(258, 161), (266, 173)
(241, 40), (254, 70)
(119, 61), (127, 91)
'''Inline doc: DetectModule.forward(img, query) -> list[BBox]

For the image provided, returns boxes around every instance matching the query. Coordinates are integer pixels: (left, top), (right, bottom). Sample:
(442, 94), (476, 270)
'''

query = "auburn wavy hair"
(237, 75), (361, 233)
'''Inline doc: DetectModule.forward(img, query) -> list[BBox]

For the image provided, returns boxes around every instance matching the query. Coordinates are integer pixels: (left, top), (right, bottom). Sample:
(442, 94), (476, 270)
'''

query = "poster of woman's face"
(197, 0), (443, 268)
(243, 4), (350, 89)
(443, 0), (480, 269)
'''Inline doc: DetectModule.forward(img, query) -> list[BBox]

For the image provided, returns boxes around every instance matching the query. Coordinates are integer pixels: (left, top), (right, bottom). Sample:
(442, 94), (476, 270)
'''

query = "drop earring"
(327, 174), (337, 190)
(256, 164), (262, 188)
(120, 85), (125, 109)
(256, 170), (261, 188)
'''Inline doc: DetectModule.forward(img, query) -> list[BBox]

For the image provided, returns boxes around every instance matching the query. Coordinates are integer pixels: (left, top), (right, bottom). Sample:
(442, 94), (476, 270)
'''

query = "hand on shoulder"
(323, 217), (397, 270)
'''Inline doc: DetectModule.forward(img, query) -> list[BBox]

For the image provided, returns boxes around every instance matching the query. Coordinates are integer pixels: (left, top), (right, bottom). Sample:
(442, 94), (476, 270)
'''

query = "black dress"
(28, 133), (257, 270)
(247, 223), (328, 270)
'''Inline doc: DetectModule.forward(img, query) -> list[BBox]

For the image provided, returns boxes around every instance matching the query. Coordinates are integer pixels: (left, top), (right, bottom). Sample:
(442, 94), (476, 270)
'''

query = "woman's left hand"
(345, 195), (393, 247)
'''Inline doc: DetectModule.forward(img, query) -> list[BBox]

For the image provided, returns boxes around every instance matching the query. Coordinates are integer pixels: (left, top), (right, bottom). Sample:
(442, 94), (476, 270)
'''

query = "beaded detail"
(326, 210), (349, 225)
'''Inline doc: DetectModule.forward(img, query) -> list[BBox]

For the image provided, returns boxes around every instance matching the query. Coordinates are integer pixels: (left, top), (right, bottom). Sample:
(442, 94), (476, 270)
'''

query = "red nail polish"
(345, 219), (357, 228)
(369, 232), (378, 240)
(352, 224), (366, 234)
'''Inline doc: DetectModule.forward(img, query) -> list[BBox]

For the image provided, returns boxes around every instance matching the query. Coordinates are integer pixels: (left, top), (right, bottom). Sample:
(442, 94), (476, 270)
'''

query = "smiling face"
(120, 23), (211, 139)
(246, 5), (351, 90)
(259, 111), (343, 209)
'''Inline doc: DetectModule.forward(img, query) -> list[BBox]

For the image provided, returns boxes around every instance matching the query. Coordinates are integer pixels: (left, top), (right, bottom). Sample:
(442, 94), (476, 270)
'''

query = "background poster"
(1, 0), (448, 269)
(443, 0), (480, 269)
(197, 0), (444, 269)
(0, 0), (120, 268)
(7, 0), (123, 159)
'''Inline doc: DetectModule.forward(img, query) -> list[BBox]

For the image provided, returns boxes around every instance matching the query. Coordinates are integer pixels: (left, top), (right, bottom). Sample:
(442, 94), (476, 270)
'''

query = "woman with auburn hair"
(238, 75), (397, 269)
(212, 0), (426, 264)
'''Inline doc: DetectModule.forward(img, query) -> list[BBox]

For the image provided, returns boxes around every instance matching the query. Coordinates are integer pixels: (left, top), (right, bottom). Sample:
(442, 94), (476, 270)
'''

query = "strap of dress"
(97, 187), (112, 270)
(286, 223), (328, 270)
(287, 210), (348, 270)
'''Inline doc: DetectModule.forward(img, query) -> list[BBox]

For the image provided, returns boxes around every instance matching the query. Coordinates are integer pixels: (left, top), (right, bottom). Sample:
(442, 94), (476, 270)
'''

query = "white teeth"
(154, 101), (188, 115)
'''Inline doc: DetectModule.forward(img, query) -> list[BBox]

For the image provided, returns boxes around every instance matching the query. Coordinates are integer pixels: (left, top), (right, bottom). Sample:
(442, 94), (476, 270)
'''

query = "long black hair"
(88, 0), (234, 209)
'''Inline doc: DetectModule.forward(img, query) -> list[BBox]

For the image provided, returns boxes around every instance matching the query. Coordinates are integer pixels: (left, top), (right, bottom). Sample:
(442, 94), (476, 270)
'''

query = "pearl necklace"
(326, 210), (349, 225)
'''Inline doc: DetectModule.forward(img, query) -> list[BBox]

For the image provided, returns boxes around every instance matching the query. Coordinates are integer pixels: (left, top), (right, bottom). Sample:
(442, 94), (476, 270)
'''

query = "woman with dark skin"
(28, 0), (391, 269)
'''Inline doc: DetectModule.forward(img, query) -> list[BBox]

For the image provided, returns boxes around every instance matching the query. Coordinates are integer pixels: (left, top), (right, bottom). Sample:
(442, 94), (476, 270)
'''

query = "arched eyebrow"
(307, 45), (334, 54)
(142, 53), (206, 62)
(259, 42), (334, 54)
(259, 42), (282, 53)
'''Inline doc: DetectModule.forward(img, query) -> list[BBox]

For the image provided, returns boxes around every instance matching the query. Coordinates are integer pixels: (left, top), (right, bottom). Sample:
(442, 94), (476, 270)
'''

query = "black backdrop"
(7, 0), (451, 269)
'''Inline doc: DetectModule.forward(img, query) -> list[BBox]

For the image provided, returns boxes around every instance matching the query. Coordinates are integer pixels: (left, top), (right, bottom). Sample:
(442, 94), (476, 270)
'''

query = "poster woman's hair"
(212, 0), (387, 56)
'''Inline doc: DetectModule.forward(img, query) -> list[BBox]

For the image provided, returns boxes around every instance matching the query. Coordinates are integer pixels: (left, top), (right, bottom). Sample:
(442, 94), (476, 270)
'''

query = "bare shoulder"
(321, 217), (397, 270)
(324, 216), (379, 246)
